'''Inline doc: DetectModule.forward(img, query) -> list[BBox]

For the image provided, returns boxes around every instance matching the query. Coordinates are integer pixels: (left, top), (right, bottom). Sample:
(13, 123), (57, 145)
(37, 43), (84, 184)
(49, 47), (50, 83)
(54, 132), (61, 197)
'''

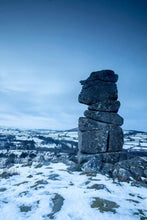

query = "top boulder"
(80, 70), (118, 85)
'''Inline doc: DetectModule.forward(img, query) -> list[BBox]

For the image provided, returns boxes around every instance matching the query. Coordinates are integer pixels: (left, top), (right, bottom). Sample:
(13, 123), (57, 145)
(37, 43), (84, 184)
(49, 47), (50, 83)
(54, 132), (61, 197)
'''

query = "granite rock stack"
(78, 70), (126, 165)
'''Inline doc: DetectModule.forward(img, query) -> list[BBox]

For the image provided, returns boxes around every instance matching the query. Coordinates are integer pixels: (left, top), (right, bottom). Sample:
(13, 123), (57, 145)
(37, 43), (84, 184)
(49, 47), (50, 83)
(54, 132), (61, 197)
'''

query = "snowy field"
(0, 127), (146, 152)
(123, 130), (147, 152)
(0, 162), (147, 220)
(0, 127), (147, 220)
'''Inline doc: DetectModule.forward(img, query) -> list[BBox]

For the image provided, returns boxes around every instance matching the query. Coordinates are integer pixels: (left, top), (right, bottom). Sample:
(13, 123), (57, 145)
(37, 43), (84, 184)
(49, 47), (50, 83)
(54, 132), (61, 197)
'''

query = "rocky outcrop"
(81, 154), (147, 184)
(78, 70), (127, 168)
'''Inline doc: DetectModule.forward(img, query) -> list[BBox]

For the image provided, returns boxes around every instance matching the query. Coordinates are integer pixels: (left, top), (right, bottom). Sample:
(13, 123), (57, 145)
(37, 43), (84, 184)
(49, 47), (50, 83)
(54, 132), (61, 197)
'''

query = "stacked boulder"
(78, 70), (127, 166)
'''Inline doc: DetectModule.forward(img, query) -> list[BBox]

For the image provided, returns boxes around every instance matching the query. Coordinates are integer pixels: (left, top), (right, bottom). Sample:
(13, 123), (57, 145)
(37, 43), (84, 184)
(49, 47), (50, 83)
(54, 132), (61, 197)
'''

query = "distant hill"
(64, 128), (78, 132)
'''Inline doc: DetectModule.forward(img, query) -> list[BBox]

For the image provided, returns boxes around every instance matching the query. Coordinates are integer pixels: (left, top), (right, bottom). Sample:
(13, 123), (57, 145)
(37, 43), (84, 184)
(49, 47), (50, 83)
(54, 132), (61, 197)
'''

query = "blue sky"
(0, 0), (147, 131)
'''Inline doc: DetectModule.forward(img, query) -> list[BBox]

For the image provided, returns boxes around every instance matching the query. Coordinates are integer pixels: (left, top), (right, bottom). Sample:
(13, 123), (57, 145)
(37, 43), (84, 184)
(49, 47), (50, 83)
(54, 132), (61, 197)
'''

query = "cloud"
(0, 0), (146, 131)
(0, 69), (81, 129)
(0, 70), (70, 95)
(0, 112), (78, 130)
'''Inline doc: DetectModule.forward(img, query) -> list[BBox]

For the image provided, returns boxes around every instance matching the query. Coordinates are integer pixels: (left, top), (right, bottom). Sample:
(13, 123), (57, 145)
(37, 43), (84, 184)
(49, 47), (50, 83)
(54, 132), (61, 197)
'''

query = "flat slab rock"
(78, 80), (118, 105)
(80, 70), (118, 84)
(78, 117), (124, 153)
(88, 100), (120, 113)
(78, 128), (109, 154)
(84, 110), (124, 126)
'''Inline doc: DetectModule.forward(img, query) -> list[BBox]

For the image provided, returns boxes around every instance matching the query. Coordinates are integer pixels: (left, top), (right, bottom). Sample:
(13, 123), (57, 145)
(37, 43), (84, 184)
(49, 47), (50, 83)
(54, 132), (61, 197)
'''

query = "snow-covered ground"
(123, 130), (147, 152)
(0, 162), (147, 220)
(0, 127), (147, 219)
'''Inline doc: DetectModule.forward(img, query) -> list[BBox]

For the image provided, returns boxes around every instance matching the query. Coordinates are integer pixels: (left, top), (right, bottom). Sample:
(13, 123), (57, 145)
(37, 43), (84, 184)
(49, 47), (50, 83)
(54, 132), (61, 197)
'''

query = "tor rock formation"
(78, 70), (127, 167)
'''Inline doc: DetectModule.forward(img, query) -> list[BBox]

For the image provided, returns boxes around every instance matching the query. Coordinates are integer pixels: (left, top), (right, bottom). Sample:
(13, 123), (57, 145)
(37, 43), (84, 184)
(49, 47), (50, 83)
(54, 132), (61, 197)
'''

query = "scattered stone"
(29, 153), (36, 158)
(126, 199), (140, 204)
(19, 191), (29, 197)
(91, 197), (119, 213)
(80, 172), (97, 177)
(101, 163), (114, 176)
(0, 171), (19, 179)
(0, 187), (7, 192)
(30, 179), (48, 189)
(20, 152), (28, 158)
(48, 174), (60, 180)
(137, 195), (144, 200)
(88, 177), (101, 181)
(47, 193), (64, 219)
(130, 166), (144, 181)
(27, 175), (33, 178)
(69, 181), (74, 186)
(19, 205), (32, 212)
(129, 193), (135, 197)
(14, 181), (28, 186)
(82, 157), (102, 172)
(87, 184), (108, 191)
(85, 180), (91, 185)
(36, 172), (43, 175)
(112, 168), (132, 182)
(35, 163), (43, 168)
(134, 209), (147, 220)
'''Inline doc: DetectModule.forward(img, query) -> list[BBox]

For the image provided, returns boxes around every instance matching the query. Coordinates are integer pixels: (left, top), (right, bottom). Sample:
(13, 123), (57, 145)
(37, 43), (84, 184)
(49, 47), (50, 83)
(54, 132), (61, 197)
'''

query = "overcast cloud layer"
(0, 0), (147, 131)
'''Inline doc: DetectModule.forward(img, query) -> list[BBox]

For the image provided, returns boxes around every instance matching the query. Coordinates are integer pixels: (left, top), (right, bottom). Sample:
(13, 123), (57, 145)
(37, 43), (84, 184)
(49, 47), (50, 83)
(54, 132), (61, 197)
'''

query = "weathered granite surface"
(88, 100), (120, 112)
(78, 152), (127, 165)
(79, 81), (118, 105)
(78, 129), (109, 154)
(78, 117), (124, 153)
(84, 110), (123, 126)
(78, 69), (125, 168)
(80, 70), (118, 83)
